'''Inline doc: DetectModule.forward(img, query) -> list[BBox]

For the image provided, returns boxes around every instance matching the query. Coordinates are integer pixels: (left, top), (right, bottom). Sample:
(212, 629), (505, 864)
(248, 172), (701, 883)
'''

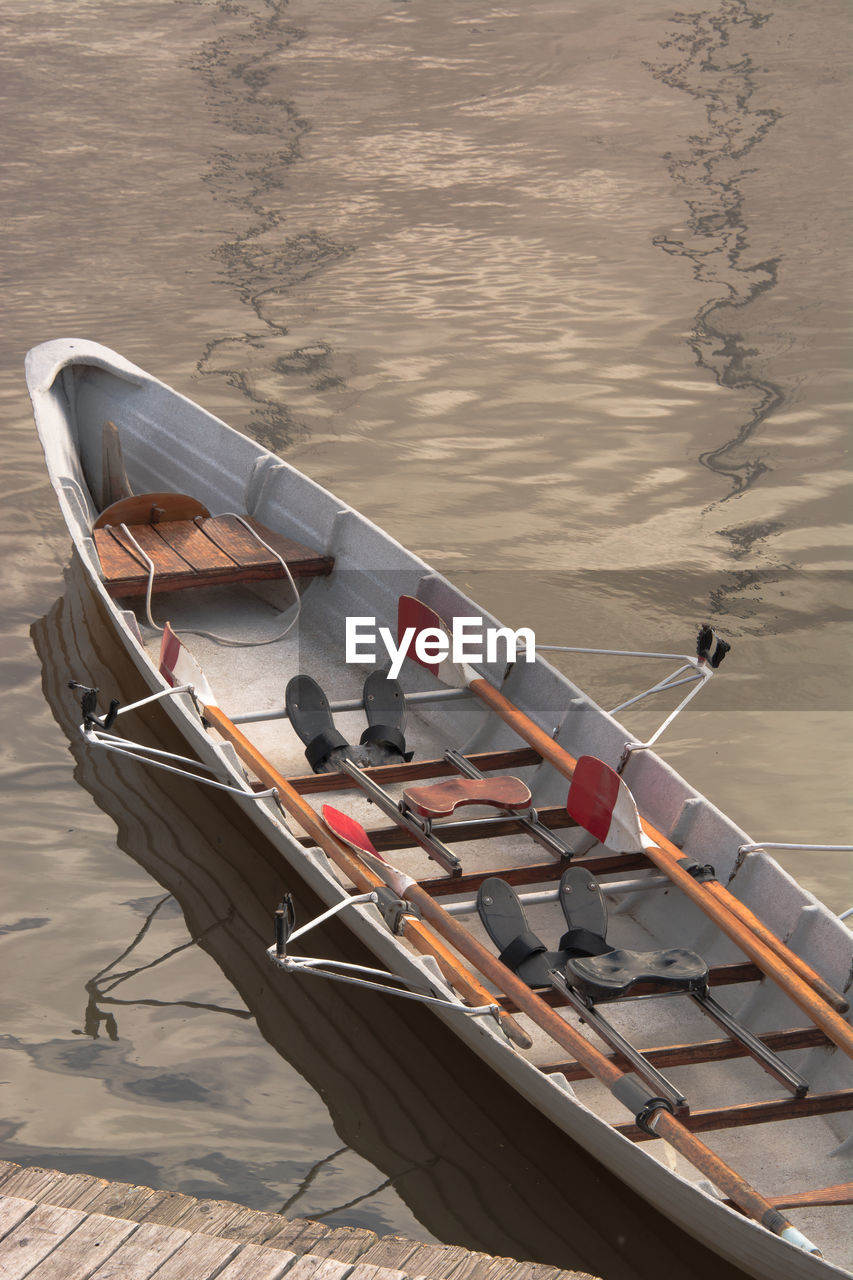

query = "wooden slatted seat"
(92, 495), (333, 598)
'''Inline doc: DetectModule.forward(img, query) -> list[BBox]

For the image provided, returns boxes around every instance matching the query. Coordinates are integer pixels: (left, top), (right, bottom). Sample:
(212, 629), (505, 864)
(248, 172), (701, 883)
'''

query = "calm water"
(1, 0), (850, 1274)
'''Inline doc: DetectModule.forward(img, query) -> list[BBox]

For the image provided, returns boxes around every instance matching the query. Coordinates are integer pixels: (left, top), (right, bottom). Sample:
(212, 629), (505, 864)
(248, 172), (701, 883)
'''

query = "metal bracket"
(374, 885), (421, 935)
(266, 892), (499, 1022)
(68, 682), (120, 732)
(676, 857), (716, 883)
(70, 677), (278, 801)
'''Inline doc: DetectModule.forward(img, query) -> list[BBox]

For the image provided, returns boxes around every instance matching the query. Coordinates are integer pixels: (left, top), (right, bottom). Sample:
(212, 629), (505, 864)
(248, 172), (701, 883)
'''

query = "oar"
(319, 808), (820, 1255)
(397, 596), (853, 1043)
(158, 625), (530, 1049)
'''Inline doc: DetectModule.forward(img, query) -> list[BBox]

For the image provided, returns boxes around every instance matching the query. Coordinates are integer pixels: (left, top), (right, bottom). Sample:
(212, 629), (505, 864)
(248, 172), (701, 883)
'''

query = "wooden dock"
(0, 1161), (598, 1280)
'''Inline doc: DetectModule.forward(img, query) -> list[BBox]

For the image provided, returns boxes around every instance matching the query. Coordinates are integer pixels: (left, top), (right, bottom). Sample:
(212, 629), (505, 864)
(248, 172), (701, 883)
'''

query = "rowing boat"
(27, 338), (853, 1279)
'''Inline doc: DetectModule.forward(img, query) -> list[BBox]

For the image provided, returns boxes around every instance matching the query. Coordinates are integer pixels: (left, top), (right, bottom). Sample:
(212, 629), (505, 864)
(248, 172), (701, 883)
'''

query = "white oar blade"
(159, 623), (215, 706)
(322, 805), (415, 896)
(397, 595), (467, 688)
(566, 755), (647, 853)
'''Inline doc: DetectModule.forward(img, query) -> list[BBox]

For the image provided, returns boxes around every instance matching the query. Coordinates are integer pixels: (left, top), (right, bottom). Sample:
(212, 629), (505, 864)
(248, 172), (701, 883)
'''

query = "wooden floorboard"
(0, 1161), (597, 1280)
(540, 1025), (832, 1081)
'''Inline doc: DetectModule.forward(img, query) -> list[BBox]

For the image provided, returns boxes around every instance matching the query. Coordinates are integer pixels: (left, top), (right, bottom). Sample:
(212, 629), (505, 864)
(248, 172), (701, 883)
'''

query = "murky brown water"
(1, 0), (850, 1274)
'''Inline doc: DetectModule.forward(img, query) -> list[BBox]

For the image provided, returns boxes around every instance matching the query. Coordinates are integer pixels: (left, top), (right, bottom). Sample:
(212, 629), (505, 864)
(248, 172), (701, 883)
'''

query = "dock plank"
(364, 1243), (471, 1277)
(78, 1181), (165, 1220)
(214, 1243), (297, 1279)
(216, 1249), (295, 1280)
(348, 1265), (410, 1280)
(161, 1196), (252, 1237)
(0, 1162), (596, 1280)
(21, 1212), (137, 1277)
(0, 1202), (88, 1278)
(436, 1250), (496, 1280)
(270, 1222), (376, 1260)
(133, 1231), (242, 1279)
(86, 1221), (192, 1279)
(0, 1196), (34, 1240)
(0, 1166), (72, 1204)
(217, 1206), (303, 1246)
(355, 1269), (407, 1280)
(134, 1189), (204, 1228)
(265, 1219), (356, 1256)
(285, 1256), (353, 1280)
(36, 1174), (109, 1212)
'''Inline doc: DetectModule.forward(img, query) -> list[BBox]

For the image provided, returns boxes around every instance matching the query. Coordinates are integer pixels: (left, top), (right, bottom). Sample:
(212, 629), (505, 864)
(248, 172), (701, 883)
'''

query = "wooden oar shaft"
(469, 677), (853, 1052)
(207, 703), (812, 1243)
(203, 705), (530, 1047)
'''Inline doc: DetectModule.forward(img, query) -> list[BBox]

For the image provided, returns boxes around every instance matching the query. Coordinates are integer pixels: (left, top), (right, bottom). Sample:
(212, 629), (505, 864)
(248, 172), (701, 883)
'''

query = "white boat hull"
(27, 338), (853, 1279)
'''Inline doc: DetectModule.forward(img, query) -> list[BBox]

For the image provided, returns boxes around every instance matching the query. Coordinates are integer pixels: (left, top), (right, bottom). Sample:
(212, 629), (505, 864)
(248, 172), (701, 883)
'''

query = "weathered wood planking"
(0, 1161), (598, 1280)
(94, 514), (334, 598)
(12, 1209), (139, 1277)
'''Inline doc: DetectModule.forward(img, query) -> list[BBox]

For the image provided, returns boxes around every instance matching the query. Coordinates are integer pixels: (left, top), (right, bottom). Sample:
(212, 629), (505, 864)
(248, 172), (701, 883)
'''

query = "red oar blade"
(397, 596), (437, 663)
(397, 595), (467, 687)
(322, 804), (415, 896)
(322, 804), (381, 857)
(567, 756), (647, 853)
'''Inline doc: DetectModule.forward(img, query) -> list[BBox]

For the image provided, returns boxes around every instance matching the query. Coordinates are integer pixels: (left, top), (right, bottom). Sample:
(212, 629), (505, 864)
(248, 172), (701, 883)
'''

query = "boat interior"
(52, 370), (853, 1273)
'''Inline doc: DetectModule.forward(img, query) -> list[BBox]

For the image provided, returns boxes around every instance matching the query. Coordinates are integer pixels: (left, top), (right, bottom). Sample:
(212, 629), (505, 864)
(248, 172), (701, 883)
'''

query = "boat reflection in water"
(31, 554), (744, 1280)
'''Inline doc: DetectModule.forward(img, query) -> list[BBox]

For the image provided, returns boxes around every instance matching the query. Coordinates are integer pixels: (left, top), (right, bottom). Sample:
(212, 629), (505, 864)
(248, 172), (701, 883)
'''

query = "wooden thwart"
(288, 747), (543, 793)
(94, 511), (333, 598)
(618, 1087), (853, 1142)
(419, 853), (650, 891)
(762, 1183), (853, 1210)
(298, 807), (582, 853)
(542, 1025), (831, 1081)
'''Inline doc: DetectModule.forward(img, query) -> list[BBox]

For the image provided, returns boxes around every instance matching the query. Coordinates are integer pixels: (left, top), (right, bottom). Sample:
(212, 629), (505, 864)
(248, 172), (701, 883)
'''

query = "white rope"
(116, 513), (301, 647)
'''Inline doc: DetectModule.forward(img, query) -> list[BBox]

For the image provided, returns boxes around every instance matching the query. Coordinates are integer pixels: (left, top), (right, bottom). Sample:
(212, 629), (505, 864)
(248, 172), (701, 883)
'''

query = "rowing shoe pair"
(479, 869), (708, 1002)
(285, 669), (412, 773)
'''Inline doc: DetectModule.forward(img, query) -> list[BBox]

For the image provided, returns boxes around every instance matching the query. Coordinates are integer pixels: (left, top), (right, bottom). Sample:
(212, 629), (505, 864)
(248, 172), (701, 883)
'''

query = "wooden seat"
(93, 500), (334, 599)
(402, 775), (532, 821)
(93, 492), (211, 529)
